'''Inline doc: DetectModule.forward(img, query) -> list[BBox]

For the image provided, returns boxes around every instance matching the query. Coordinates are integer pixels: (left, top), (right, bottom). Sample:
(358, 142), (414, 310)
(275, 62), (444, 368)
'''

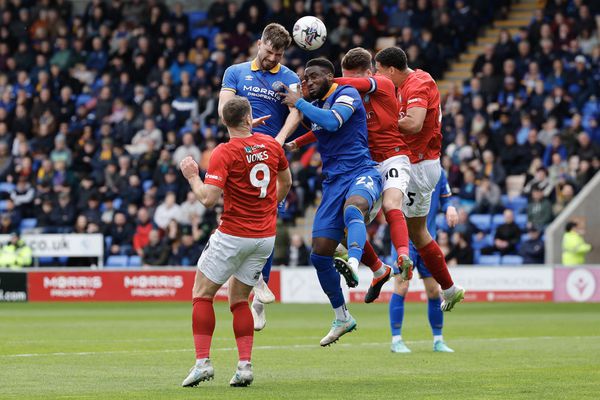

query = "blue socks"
(344, 206), (366, 261)
(428, 297), (443, 336)
(261, 251), (274, 284)
(389, 293), (405, 336)
(389, 294), (444, 337)
(311, 253), (345, 308)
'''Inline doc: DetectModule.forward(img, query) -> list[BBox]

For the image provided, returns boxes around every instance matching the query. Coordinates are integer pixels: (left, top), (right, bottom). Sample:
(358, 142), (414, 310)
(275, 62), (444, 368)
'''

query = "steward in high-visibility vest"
(0, 233), (33, 269)
(562, 221), (592, 266)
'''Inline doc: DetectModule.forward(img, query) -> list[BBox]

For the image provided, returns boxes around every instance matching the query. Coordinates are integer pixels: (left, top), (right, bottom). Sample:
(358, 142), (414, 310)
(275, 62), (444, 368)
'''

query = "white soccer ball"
(293, 16), (327, 51)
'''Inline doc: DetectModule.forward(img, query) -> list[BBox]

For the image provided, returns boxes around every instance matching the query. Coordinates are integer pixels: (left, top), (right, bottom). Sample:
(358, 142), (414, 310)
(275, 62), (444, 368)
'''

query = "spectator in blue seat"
(169, 228), (202, 267)
(446, 232), (473, 266)
(35, 197), (54, 230)
(51, 192), (76, 229)
(543, 135), (568, 167)
(108, 212), (135, 256)
(473, 176), (503, 214)
(10, 176), (35, 218)
(482, 209), (522, 256)
(82, 193), (102, 226)
(527, 186), (553, 229)
(142, 230), (170, 267)
(170, 51), (197, 86)
(458, 168), (477, 212)
(519, 226), (544, 264)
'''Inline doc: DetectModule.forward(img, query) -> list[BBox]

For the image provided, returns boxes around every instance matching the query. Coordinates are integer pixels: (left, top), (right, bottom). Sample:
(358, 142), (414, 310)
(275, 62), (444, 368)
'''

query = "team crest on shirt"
(245, 75), (253, 81)
(363, 94), (370, 103)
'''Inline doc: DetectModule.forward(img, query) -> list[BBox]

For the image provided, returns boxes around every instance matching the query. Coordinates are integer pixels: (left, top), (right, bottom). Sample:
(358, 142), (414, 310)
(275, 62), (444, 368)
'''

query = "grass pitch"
(1, 302), (599, 399)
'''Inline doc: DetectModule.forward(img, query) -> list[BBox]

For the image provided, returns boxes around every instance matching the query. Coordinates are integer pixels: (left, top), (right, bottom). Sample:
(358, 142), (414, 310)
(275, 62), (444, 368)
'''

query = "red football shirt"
(204, 133), (288, 238)
(335, 75), (411, 162)
(397, 69), (442, 164)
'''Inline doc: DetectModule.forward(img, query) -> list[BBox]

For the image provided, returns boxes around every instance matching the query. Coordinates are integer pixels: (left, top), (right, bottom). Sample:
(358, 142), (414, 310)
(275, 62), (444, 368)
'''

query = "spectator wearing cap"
(527, 186), (553, 229)
(172, 132), (201, 166)
(36, 197), (55, 230)
(153, 192), (182, 231)
(562, 220), (592, 266)
(569, 55), (595, 109)
(76, 176), (97, 211)
(519, 227), (545, 264)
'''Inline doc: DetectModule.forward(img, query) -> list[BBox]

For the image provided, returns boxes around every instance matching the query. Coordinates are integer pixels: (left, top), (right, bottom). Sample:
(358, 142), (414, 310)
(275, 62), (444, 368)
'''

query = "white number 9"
(250, 163), (271, 198)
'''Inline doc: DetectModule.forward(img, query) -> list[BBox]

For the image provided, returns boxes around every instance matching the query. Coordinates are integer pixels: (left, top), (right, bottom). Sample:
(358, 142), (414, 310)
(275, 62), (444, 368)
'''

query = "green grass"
(1, 302), (599, 399)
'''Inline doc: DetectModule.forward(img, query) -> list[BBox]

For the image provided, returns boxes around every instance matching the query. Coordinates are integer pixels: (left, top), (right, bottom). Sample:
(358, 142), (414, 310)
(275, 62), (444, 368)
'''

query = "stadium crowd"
(0, 0), (598, 266)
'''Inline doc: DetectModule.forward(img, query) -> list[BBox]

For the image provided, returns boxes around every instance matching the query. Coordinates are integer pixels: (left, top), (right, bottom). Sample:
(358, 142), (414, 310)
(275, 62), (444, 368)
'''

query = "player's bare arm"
(446, 206), (458, 227)
(274, 108), (302, 146)
(180, 156), (222, 208)
(276, 167), (293, 203)
(218, 89), (236, 119)
(398, 106), (426, 134)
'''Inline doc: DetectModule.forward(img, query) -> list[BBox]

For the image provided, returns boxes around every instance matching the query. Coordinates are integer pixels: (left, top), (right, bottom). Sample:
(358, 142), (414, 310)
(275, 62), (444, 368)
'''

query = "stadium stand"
(0, 0), (598, 266)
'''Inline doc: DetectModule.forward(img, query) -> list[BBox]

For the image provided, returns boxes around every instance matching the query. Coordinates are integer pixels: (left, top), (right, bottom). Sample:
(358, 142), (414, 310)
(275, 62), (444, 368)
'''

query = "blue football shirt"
(221, 59), (301, 138)
(309, 84), (376, 177)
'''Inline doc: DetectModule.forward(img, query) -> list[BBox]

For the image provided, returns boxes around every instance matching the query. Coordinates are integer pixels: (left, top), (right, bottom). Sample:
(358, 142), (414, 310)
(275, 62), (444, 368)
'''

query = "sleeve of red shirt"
(204, 145), (228, 189)
(405, 79), (430, 110)
(276, 143), (289, 171)
(295, 130), (317, 147)
(334, 77), (376, 93)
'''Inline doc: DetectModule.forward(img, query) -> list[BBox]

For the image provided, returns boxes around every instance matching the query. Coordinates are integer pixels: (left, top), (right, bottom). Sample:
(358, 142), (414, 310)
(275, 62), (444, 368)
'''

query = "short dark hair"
(565, 221), (578, 232)
(261, 23), (292, 50)
(375, 47), (408, 70)
(306, 58), (335, 74)
(222, 96), (251, 128)
(341, 47), (372, 71)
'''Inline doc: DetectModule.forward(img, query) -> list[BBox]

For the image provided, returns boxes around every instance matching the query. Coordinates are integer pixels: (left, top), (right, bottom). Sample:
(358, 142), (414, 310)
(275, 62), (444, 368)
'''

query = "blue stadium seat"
(471, 233), (493, 250)
(119, 245), (132, 255)
(187, 11), (207, 28)
(104, 236), (112, 249)
(502, 255), (524, 265)
(113, 197), (123, 210)
(38, 257), (56, 266)
(491, 213), (505, 229)
(19, 218), (37, 230)
(502, 195), (528, 213)
(106, 255), (129, 268)
(479, 254), (501, 266)
(0, 182), (15, 193)
(469, 214), (492, 232)
(128, 255), (142, 267)
(0, 200), (8, 212)
(515, 214), (528, 230)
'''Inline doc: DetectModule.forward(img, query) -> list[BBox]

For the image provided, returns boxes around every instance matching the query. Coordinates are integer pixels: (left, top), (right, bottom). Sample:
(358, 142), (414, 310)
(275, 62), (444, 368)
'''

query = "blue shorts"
(313, 167), (382, 242)
(391, 241), (433, 279)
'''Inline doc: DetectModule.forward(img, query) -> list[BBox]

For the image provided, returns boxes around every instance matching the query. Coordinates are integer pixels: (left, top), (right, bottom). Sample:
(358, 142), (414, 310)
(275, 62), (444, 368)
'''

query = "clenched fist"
(180, 156), (199, 180)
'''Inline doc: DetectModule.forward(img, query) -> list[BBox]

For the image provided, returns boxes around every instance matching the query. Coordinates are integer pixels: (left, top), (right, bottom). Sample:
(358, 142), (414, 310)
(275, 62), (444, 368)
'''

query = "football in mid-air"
(293, 16), (327, 51)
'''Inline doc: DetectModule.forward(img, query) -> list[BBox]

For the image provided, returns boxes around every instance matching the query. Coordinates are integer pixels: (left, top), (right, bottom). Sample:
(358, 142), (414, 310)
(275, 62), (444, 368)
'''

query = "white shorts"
(368, 155), (411, 222)
(376, 155), (411, 194)
(402, 159), (441, 218)
(197, 229), (275, 287)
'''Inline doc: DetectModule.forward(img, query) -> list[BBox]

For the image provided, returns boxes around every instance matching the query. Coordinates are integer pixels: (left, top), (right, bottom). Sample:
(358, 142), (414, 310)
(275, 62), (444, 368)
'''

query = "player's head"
(374, 47), (408, 84)
(341, 47), (373, 78)
(257, 23), (292, 71)
(304, 58), (335, 100)
(222, 96), (253, 133)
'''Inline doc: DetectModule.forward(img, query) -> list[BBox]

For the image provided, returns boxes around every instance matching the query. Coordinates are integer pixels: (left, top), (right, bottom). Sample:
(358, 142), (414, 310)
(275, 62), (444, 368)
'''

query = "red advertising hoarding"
(27, 270), (281, 302)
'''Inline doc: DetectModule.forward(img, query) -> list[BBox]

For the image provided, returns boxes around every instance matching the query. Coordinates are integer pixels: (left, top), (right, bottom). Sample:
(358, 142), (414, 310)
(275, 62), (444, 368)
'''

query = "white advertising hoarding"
(0, 234), (104, 258)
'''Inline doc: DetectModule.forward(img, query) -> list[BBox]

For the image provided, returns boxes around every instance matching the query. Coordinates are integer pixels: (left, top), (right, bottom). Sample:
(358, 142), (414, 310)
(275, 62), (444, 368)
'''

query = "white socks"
(433, 335), (444, 343)
(348, 257), (359, 275)
(392, 335), (402, 343)
(373, 265), (387, 278)
(334, 304), (350, 321)
(442, 285), (456, 298)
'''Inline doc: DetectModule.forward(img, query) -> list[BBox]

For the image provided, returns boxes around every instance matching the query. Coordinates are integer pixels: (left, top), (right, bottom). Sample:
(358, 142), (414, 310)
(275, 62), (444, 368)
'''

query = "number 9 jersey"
(204, 133), (289, 238)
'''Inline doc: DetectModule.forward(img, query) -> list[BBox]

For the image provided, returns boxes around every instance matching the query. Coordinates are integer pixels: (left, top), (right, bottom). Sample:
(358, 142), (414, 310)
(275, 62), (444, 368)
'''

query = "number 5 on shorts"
(406, 192), (416, 207)
(250, 163), (271, 198)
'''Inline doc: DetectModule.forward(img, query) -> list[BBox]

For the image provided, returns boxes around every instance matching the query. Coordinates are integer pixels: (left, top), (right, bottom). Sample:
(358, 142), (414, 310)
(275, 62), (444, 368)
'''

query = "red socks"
(230, 301), (254, 362)
(417, 240), (454, 290)
(361, 240), (383, 272)
(385, 209), (409, 257)
(192, 297), (215, 359)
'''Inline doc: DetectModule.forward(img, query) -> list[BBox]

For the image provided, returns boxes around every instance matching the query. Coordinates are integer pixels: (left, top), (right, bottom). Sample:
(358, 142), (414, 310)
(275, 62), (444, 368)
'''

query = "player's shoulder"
(373, 74), (395, 88)
(253, 133), (283, 150)
(225, 61), (252, 74)
(277, 64), (299, 77)
(411, 70), (437, 88)
(335, 84), (361, 99)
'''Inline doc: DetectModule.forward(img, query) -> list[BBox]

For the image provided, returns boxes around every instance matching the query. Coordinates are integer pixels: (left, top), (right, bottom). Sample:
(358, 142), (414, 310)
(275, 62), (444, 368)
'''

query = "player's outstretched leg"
(383, 187), (413, 282)
(343, 204), (368, 283)
(389, 277), (411, 353)
(251, 253), (275, 332)
(311, 240), (357, 346)
(408, 217), (465, 311)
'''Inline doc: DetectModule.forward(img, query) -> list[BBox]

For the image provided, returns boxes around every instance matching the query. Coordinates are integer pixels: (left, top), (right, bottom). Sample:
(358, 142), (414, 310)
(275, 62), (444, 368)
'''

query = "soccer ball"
(293, 16), (327, 51)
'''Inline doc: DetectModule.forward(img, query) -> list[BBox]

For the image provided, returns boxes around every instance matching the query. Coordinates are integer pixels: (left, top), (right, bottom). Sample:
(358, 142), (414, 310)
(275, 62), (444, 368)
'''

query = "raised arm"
(398, 106), (427, 134)
(180, 156), (223, 208)
(334, 77), (377, 93)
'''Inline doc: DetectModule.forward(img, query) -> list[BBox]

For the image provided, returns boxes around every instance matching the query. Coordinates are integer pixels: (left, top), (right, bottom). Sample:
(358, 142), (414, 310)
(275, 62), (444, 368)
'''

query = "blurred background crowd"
(0, 0), (598, 267)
